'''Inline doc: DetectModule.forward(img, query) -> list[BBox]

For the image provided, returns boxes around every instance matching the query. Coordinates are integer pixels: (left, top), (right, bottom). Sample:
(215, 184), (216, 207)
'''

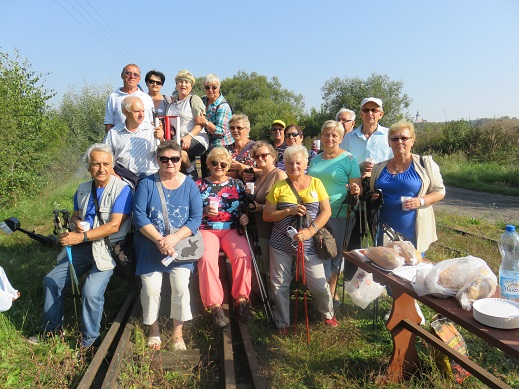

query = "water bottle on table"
(498, 224), (519, 302)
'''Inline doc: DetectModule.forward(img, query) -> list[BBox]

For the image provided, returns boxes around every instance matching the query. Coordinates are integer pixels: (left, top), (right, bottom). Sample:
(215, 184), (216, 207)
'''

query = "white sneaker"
(415, 301), (426, 325)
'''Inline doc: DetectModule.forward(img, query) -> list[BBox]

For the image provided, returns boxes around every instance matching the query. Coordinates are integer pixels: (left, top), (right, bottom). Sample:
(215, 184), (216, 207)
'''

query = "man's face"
(337, 112), (355, 133)
(89, 151), (114, 187)
(360, 103), (384, 126)
(122, 65), (141, 89)
(124, 100), (145, 126)
(271, 125), (285, 142)
(284, 129), (303, 146)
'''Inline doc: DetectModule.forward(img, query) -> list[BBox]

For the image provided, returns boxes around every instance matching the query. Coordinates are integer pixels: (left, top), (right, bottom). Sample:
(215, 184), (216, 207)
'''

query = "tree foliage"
(0, 50), (67, 208)
(221, 71), (305, 140)
(58, 82), (113, 149)
(320, 72), (411, 127)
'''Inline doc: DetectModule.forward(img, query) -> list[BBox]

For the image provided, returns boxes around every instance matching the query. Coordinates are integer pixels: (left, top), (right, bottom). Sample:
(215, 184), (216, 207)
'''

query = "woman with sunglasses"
(166, 70), (208, 179)
(133, 140), (203, 351)
(284, 125), (317, 164)
(247, 142), (287, 297)
(145, 70), (168, 118)
(370, 120), (445, 253)
(196, 147), (252, 328)
(307, 120), (362, 306)
(226, 114), (258, 182)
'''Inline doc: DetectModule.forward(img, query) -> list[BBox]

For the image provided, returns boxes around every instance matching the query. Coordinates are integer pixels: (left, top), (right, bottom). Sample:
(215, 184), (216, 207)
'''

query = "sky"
(1, 0), (518, 123)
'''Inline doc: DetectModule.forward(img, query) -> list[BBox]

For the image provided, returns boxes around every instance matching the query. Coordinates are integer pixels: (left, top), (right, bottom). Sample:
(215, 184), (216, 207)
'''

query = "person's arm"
(296, 197), (332, 242)
(59, 213), (128, 246)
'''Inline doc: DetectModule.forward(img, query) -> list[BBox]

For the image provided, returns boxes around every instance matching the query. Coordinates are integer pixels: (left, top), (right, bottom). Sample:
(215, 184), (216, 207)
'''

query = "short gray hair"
(335, 108), (356, 121)
(121, 96), (143, 114)
(284, 145), (308, 164)
(203, 73), (221, 87)
(85, 143), (114, 166)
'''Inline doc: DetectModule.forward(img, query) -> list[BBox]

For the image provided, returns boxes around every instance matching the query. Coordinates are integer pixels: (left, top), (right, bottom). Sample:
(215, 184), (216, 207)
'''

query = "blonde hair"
(175, 70), (195, 86)
(229, 114), (250, 129)
(388, 120), (415, 138)
(320, 120), (344, 137)
(206, 147), (232, 167)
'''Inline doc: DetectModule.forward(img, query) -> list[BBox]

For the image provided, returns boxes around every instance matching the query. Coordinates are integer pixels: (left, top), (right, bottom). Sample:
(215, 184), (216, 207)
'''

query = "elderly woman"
(165, 70), (207, 178)
(133, 140), (203, 351)
(145, 70), (168, 117)
(196, 147), (252, 328)
(308, 120), (362, 305)
(264, 145), (337, 332)
(226, 114), (258, 182)
(247, 142), (287, 296)
(370, 120), (445, 253)
(284, 124), (317, 162)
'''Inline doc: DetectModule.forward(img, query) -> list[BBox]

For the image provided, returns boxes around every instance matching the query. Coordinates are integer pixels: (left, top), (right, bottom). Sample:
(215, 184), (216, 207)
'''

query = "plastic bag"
(456, 277), (497, 311)
(344, 268), (385, 309)
(412, 256), (496, 298)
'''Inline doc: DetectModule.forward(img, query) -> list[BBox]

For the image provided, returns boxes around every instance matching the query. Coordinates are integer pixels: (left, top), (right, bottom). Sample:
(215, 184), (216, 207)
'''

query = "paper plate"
(472, 298), (519, 329)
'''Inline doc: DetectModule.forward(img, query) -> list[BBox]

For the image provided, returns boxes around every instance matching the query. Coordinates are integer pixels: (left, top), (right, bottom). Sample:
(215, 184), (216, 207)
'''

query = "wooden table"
(344, 251), (519, 388)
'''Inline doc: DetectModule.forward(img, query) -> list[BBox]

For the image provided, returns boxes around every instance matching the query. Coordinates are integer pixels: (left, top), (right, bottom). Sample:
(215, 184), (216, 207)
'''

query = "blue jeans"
(42, 243), (113, 347)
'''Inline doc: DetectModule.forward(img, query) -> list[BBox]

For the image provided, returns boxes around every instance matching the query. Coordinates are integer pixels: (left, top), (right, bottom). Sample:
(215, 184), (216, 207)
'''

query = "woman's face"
(157, 149), (181, 176)
(321, 128), (343, 150)
(229, 120), (249, 141)
(253, 146), (274, 170)
(388, 128), (415, 156)
(204, 82), (220, 101)
(146, 74), (163, 94)
(285, 152), (307, 178)
(208, 158), (230, 178)
(176, 79), (193, 98)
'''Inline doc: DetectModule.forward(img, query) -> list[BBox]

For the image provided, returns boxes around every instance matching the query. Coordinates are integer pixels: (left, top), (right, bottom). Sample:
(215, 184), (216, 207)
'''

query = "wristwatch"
(83, 232), (90, 242)
(420, 197), (425, 207)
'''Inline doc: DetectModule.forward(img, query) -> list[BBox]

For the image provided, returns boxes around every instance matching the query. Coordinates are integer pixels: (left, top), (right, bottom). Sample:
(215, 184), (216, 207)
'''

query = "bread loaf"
(456, 278), (497, 310)
(365, 247), (404, 270)
(385, 241), (422, 265)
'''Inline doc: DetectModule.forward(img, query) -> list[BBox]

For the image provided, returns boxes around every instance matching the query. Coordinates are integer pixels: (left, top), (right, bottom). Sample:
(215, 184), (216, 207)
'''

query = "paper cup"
(79, 221), (91, 231)
(314, 140), (321, 150)
(365, 157), (375, 163)
(246, 182), (255, 195)
(401, 196), (412, 210)
(209, 198), (219, 211)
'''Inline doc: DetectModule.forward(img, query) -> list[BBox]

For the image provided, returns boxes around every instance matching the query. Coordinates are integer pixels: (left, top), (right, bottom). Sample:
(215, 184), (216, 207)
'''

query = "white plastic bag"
(412, 256), (496, 298)
(344, 268), (385, 309)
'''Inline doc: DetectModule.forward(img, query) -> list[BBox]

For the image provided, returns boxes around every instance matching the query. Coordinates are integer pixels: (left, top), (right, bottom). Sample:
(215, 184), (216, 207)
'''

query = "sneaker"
(235, 301), (252, 323)
(324, 316), (338, 327)
(415, 301), (426, 325)
(27, 330), (64, 345)
(211, 306), (229, 328)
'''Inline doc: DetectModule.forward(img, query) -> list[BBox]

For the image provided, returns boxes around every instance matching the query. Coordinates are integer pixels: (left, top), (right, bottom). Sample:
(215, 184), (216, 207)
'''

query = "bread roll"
(385, 241), (422, 265)
(366, 247), (404, 270)
(456, 278), (497, 310)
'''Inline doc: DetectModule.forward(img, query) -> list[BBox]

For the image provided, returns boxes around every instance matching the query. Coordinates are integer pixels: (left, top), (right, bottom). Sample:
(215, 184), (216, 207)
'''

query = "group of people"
(29, 63), (445, 350)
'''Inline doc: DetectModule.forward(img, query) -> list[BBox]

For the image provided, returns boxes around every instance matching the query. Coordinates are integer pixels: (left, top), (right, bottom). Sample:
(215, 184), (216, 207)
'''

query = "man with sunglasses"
(104, 64), (155, 133)
(103, 96), (164, 184)
(270, 119), (287, 170)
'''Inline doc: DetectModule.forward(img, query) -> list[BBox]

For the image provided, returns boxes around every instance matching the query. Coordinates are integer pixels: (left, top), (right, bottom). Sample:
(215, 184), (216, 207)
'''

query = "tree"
(58, 82), (113, 149)
(221, 71), (305, 140)
(0, 49), (67, 208)
(321, 72), (411, 127)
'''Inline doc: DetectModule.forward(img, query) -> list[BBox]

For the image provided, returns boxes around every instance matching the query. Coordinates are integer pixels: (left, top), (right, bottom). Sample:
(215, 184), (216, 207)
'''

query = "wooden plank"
(237, 320), (267, 389)
(220, 254), (236, 389)
(151, 349), (201, 374)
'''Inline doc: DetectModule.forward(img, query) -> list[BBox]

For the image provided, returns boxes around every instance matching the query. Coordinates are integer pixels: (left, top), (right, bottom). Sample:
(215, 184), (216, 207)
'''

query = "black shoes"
(235, 301), (252, 323)
(211, 305), (230, 328)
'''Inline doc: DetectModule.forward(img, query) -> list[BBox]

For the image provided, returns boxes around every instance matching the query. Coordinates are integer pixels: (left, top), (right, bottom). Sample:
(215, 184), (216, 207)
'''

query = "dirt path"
(434, 186), (519, 225)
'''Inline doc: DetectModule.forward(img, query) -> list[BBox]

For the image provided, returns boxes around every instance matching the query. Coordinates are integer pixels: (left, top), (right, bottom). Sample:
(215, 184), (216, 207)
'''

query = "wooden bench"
(344, 251), (519, 389)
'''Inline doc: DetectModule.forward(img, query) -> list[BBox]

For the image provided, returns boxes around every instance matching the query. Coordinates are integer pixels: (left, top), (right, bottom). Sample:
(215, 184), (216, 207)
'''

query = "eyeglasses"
(159, 155), (181, 163)
(204, 85), (218, 90)
(253, 153), (270, 160)
(230, 126), (246, 131)
(362, 108), (380, 113)
(285, 132), (301, 138)
(211, 160), (228, 169)
(271, 128), (284, 132)
(339, 119), (354, 123)
(390, 136), (413, 143)
(125, 71), (140, 78)
(148, 80), (162, 86)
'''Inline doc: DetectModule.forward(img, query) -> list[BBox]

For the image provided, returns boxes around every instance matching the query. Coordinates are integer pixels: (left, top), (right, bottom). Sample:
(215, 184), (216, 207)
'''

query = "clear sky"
(1, 0), (518, 122)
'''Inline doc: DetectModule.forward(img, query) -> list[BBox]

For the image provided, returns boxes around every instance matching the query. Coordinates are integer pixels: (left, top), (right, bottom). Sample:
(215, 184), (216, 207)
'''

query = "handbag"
(155, 173), (204, 262)
(91, 181), (136, 282)
(285, 178), (337, 260)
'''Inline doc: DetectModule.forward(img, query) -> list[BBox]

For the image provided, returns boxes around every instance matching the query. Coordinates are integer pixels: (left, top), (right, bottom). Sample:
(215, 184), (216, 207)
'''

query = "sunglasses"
(125, 71), (140, 78)
(285, 132), (301, 138)
(211, 160), (228, 169)
(339, 119), (354, 123)
(253, 153), (270, 160)
(159, 155), (181, 163)
(362, 108), (380, 113)
(390, 136), (412, 143)
(271, 128), (284, 132)
(204, 85), (218, 90)
(230, 126), (246, 131)
(148, 80), (162, 86)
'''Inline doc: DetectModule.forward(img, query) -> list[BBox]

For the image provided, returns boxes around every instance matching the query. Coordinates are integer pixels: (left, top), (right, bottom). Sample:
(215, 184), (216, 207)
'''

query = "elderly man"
(104, 64), (155, 133)
(29, 144), (133, 348)
(270, 119), (287, 170)
(336, 108), (356, 135)
(103, 96), (164, 182)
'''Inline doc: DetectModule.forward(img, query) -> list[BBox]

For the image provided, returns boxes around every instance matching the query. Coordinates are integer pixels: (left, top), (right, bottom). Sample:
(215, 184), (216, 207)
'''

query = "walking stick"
(293, 215), (310, 344)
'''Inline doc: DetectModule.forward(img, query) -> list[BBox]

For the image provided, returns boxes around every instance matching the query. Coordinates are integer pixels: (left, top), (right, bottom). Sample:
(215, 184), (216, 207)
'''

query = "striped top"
(266, 177), (329, 255)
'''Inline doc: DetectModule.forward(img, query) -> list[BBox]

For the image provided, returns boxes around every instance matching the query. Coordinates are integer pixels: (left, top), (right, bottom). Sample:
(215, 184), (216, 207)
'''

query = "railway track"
(434, 223), (499, 257)
(74, 254), (266, 388)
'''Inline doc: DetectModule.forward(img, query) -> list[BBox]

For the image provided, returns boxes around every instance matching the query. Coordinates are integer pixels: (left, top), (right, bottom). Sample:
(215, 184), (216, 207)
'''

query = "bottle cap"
(505, 225), (516, 232)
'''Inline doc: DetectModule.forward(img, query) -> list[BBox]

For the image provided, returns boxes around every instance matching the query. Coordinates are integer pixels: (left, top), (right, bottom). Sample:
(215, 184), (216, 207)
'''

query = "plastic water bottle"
(498, 225), (519, 302)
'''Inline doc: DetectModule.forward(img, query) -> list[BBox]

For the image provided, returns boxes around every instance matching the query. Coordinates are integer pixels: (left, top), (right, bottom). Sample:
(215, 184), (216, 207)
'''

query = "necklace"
(163, 186), (175, 198)
(391, 158), (409, 177)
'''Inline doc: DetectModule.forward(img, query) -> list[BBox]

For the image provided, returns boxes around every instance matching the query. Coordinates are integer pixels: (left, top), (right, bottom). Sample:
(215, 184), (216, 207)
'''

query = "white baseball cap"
(361, 97), (383, 109)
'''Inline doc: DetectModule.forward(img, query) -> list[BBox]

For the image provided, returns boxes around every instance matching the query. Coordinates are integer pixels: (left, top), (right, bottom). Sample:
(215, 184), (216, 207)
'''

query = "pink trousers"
(198, 229), (252, 307)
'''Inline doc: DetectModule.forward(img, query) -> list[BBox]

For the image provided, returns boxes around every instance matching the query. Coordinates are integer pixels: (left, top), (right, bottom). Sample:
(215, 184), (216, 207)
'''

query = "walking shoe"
(211, 305), (229, 328)
(235, 301), (252, 323)
(27, 330), (65, 345)
(324, 316), (339, 327)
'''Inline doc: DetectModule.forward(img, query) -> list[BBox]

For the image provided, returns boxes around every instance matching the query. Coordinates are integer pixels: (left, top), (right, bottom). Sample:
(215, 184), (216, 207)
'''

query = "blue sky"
(1, 0), (518, 122)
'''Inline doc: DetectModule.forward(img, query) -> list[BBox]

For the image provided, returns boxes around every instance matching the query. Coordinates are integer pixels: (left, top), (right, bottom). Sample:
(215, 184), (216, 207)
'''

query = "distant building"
(414, 111), (427, 123)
